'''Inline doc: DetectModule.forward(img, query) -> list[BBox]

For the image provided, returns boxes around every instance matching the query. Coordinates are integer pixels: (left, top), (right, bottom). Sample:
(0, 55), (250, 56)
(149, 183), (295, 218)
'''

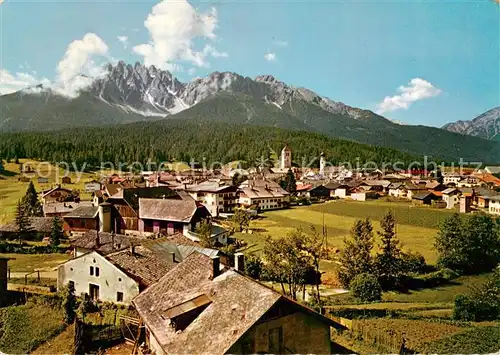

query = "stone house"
(133, 253), (344, 355)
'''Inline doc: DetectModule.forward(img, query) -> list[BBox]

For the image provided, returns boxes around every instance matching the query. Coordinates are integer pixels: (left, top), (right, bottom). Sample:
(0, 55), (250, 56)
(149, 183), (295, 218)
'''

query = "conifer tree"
(374, 211), (404, 289)
(51, 216), (63, 248)
(338, 219), (374, 287)
(15, 200), (33, 244)
(284, 169), (297, 194)
(21, 181), (43, 217)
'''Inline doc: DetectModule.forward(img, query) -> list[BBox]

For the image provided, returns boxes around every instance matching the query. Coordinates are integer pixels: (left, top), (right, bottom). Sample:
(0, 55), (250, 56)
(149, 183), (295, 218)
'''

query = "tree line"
(0, 119), (423, 169)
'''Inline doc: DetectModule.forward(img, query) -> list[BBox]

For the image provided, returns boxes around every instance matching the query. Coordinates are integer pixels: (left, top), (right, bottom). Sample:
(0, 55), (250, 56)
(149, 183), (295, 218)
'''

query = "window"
(89, 266), (94, 276)
(68, 280), (75, 289)
(116, 292), (124, 302)
(95, 267), (100, 277)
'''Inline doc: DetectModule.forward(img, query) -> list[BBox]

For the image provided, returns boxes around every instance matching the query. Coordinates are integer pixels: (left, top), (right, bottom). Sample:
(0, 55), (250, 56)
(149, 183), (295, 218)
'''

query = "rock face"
(86, 61), (369, 119)
(442, 107), (500, 140)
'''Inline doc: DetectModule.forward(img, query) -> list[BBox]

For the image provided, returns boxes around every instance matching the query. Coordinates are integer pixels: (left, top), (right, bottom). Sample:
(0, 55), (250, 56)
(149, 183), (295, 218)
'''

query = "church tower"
(319, 152), (326, 175)
(280, 145), (292, 170)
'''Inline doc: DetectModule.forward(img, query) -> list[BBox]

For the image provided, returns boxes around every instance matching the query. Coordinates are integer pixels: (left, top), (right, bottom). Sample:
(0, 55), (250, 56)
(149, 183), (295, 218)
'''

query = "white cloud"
(376, 78), (441, 114)
(274, 40), (288, 47)
(117, 35), (129, 49)
(264, 52), (277, 61)
(0, 69), (50, 95)
(55, 33), (109, 97)
(133, 0), (226, 72)
(188, 68), (196, 75)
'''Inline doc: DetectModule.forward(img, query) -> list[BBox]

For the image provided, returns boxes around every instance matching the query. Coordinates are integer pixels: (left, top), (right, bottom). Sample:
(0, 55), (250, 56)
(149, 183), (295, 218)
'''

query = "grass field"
(2, 253), (70, 273)
(310, 199), (460, 229)
(419, 325), (500, 354)
(0, 302), (65, 354)
(236, 203), (441, 264)
(382, 273), (492, 303)
(352, 318), (463, 352)
(0, 159), (97, 223)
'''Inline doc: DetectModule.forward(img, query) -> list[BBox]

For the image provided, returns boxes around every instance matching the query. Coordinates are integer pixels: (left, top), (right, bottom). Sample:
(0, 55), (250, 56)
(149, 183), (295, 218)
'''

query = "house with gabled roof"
(442, 188), (460, 209)
(133, 252), (345, 355)
(388, 182), (406, 198)
(185, 181), (239, 217)
(238, 179), (290, 210)
(138, 197), (211, 237)
(412, 191), (439, 205)
(57, 246), (174, 305)
(486, 196), (500, 216)
(41, 185), (73, 204)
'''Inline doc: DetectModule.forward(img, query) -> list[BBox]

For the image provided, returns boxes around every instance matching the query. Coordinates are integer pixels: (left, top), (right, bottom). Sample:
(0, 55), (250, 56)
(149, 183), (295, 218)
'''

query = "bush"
(245, 254), (263, 279)
(453, 270), (500, 322)
(401, 251), (426, 274)
(404, 268), (459, 290)
(349, 273), (382, 302)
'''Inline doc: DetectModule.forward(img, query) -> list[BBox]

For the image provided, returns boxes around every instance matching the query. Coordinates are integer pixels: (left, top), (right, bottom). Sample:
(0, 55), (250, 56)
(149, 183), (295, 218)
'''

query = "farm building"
(133, 252), (345, 355)
(57, 247), (174, 305)
(0, 217), (53, 240)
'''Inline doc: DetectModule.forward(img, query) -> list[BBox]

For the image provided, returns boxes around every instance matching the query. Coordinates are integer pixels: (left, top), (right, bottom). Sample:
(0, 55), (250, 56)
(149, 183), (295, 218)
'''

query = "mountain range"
(442, 107), (499, 141)
(1, 61), (499, 163)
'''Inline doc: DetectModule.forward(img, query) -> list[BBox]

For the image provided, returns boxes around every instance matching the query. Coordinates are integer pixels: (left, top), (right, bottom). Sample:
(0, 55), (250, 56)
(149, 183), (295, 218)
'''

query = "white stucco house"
(442, 188), (460, 209)
(57, 247), (173, 305)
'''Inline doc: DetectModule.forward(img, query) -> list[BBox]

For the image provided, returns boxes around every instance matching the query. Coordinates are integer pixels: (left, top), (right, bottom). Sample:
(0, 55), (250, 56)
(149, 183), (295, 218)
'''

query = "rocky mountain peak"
(442, 107), (500, 140)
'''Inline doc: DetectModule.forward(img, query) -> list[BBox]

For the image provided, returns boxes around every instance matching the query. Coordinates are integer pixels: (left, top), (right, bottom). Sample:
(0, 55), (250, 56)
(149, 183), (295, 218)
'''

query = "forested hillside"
(0, 119), (422, 169)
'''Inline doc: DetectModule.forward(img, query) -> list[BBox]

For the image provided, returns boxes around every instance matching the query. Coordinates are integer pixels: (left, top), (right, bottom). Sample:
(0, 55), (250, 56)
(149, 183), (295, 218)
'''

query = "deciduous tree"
(436, 213), (500, 274)
(196, 218), (214, 248)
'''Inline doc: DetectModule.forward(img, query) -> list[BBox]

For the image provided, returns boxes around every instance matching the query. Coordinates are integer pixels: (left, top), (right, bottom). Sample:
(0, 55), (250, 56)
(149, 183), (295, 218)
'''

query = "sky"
(0, 0), (498, 127)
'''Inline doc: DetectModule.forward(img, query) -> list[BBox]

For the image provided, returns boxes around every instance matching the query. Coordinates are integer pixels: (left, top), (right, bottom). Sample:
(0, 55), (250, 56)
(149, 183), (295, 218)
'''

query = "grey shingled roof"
(106, 246), (175, 287)
(139, 198), (200, 222)
(64, 205), (98, 219)
(133, 252), (342, 355)
(0, 217), (53, 233)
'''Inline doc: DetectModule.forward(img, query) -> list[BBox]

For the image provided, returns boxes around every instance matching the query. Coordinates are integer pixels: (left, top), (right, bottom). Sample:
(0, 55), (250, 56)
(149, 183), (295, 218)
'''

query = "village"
(0, 146), (499, 354)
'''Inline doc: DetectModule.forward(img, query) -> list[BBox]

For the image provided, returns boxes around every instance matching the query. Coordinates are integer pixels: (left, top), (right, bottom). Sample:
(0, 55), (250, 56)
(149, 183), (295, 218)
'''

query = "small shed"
(412, 192), (438, 205)
(61, 176), (72, 184)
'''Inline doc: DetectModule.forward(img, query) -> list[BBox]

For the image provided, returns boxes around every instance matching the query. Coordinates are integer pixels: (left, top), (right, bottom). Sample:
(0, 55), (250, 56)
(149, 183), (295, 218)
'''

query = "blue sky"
(0, 0), (498, 126)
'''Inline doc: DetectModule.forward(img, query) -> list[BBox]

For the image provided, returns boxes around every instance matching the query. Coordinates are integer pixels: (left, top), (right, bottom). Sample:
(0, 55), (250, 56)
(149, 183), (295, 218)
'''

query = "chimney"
(211, 256), (220, 279)
(130, 244), (136, 255)
(234, 253), (245, 272)
(170, 252), (176, 263)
